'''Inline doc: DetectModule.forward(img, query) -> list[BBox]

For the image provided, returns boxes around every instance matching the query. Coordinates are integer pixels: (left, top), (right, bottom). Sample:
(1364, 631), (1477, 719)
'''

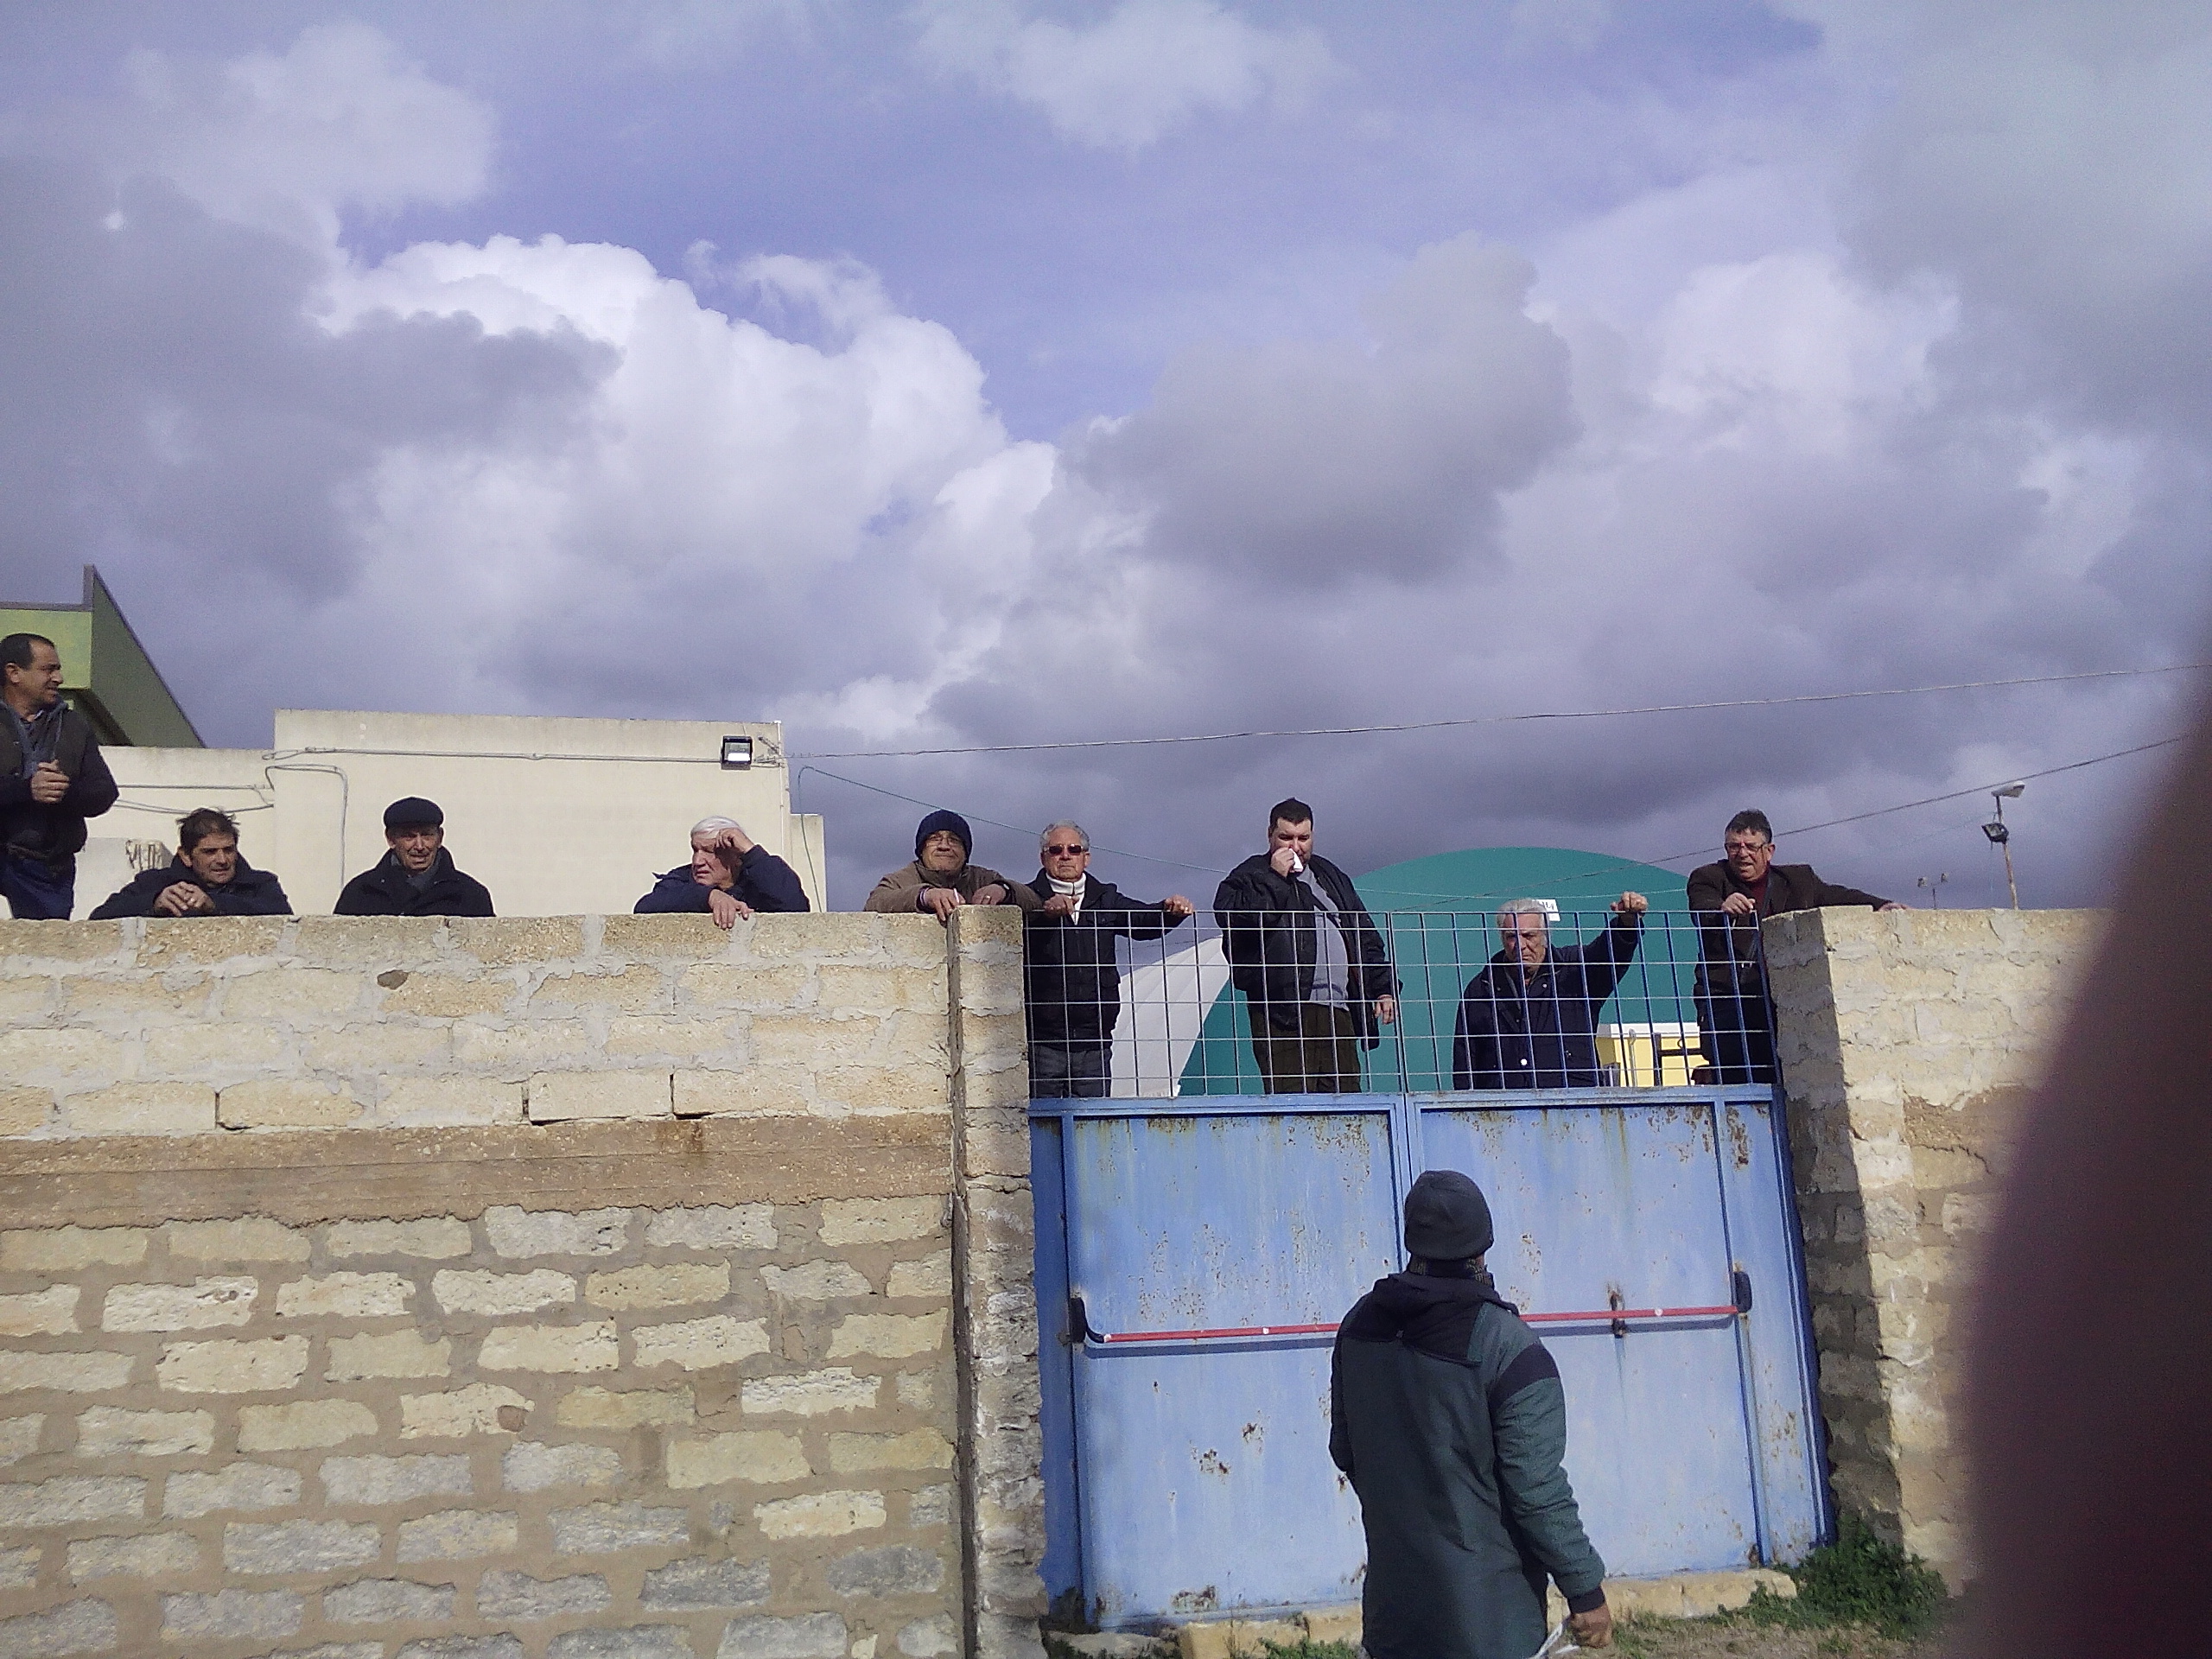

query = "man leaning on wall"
(636, 815), (810, 927)
(0, 631), (118, 919)
(865, 810), (1039, 922)
(336, 798), (496, 918)
(1686, 809), (1905, 1084)
(90, 808), (291, 918)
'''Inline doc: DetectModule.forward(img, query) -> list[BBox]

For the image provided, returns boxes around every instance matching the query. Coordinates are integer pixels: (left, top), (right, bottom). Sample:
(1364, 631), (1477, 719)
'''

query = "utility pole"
(1982, 784), (2024, 909)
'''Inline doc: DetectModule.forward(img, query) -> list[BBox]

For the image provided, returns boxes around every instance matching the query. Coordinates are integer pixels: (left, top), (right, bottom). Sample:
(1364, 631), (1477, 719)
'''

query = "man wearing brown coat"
(864, 810), (1040, 922)
(1687, 809), (1905, 1083)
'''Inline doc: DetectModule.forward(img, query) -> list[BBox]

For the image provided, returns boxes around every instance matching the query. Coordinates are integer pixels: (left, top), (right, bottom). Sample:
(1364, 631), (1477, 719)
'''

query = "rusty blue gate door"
(1031, 1088), (1829, 1630)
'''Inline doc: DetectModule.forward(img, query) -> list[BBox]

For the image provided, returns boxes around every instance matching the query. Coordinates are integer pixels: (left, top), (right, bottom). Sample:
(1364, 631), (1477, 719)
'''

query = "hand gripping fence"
(1019, 901), (1783, 1101)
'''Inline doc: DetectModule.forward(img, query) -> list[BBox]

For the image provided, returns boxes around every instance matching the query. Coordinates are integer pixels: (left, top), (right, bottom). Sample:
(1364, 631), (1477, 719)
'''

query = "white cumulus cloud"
(911, 0), (1335, 151)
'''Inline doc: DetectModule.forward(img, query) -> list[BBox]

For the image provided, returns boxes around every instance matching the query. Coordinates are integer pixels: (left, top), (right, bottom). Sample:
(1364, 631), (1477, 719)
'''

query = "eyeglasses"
(1043, 844), (1088, 856)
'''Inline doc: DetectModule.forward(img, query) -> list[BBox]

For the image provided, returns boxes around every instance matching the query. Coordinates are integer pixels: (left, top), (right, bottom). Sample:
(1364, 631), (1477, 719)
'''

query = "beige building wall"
(1765, 906), (2100, 1587)
(85, 710), (825, 920)
(0, 908), (1043, 1658)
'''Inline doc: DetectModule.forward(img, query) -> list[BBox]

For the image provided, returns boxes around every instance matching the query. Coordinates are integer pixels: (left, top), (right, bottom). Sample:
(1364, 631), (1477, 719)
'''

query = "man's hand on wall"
(921, 887), (963, 921)
(153, 883), (213, 917)
(707, 889), (751, 930)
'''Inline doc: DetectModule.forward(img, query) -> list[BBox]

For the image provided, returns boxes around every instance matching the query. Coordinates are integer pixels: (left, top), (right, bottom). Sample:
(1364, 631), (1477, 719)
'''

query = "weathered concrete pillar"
(947, 906), (1046, 1659)
(1764, 906), (2098, 1586)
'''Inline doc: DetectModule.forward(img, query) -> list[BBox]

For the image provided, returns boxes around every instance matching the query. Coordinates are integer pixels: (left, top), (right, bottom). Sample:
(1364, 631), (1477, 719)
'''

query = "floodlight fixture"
(720, 735), (753, 771)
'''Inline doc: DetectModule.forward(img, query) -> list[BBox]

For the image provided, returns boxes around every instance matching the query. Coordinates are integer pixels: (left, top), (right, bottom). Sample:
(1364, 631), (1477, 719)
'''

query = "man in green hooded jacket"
(1331, 1170), (1611, 1659)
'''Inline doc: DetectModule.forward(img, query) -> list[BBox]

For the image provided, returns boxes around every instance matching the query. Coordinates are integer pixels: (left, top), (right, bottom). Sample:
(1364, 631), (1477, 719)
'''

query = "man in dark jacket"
(1332, 1170), (1611, 1659)
(336, 798), (495, 918)
(635, 816), (809, 926)
(1453, 893), (1649, 1090)
(1687, 809), (1906, 1083)
(90, 808), (291, 918)
(1023, 819), (1194, 1097)
(1, 632), (118, 918)
(1212, 798), (1396, 1094)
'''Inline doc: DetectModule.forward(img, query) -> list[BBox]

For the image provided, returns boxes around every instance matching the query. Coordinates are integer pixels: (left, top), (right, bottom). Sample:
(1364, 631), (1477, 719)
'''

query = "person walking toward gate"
(1331, 1170), (1611, 1659)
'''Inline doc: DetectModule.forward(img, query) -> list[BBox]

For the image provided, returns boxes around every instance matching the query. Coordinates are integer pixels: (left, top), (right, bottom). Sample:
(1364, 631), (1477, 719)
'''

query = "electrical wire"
(804, 735), (2188, 905)
(791, 663), (2208, 760)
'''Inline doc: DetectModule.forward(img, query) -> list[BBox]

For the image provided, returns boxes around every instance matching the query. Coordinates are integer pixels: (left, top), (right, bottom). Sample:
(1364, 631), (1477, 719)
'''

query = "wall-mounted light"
(721, 736), (753, 771)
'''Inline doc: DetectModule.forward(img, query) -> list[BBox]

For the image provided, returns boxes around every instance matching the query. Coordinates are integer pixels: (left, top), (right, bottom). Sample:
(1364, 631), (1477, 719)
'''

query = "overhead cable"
(791, 663), (2208, 760)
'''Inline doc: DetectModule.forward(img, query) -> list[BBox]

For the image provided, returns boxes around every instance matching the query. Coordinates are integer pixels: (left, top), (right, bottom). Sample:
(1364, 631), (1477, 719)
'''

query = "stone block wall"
(0, 911), (1048, 1659)
(1765, 906), (2100, 1585)
(0, 1120), (957, 1658)
(0, 913), (948, 1137)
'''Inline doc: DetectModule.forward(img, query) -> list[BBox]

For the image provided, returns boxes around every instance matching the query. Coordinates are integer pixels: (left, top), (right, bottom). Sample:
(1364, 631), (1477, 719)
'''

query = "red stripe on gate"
(1085, 1305), (1740, 1343)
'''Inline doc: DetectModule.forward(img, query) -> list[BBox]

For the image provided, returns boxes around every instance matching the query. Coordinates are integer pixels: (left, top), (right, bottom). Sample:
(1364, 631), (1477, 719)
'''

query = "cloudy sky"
(1, 2), (2206, 908)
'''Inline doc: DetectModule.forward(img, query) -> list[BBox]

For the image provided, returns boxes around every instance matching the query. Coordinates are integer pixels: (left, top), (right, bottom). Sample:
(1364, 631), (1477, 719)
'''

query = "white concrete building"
(85, 709), (824, 918)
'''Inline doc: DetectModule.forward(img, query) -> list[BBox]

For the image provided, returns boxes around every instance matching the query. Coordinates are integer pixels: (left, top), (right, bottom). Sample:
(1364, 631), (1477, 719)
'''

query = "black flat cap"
(384, 797), (443, 830)
(1403, 1169), (1494, 1262)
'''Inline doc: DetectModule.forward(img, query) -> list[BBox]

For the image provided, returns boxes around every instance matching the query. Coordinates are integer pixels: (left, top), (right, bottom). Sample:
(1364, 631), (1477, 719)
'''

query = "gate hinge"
(1732, 1268), (1754, 1314)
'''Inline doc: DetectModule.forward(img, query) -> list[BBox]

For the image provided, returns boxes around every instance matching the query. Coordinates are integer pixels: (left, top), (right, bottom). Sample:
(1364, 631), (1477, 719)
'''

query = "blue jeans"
(0, 852), (75, 919)
(0, 858), (75, 925)
(1030, 1040), (1111, 1098)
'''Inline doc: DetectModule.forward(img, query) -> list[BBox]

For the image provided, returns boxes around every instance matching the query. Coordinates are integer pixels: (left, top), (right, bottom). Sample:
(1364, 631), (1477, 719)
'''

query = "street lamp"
(1916, 873), (1949, 909)
(1981, 783), (2024, 909)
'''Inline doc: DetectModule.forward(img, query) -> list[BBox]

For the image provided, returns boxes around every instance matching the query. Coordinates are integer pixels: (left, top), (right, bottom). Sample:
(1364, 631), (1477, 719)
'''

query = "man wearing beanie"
(334, 798), (495, 918)
(864, 810), (1040, 921)
(1332, 1170), (1611, 1658)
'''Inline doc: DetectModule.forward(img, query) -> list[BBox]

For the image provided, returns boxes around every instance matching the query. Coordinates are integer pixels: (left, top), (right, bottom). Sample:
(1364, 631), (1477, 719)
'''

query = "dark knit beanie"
(914, 810), (972, 861)
(1403, 1169), (1494, 1262)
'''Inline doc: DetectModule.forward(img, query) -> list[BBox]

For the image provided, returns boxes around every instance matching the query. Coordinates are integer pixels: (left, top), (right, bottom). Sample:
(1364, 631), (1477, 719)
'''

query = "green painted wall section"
(0, 567), (201, 747)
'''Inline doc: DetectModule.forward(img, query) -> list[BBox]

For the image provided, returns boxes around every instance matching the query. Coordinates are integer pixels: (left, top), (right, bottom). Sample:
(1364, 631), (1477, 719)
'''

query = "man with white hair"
(634, 816), (809, 927)
(1452, 893), (1648, 1090)
(1023, 820), (1195, 1097)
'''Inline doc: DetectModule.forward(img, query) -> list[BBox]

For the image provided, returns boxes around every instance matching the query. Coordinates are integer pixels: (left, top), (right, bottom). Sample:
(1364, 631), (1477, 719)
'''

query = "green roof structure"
(0, 566), (201, 747)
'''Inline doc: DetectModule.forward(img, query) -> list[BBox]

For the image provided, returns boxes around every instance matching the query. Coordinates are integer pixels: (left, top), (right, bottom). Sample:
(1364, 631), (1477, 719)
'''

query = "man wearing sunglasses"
(1023, 822), (1195, 1097)
(1688, 809), (1905, 1082)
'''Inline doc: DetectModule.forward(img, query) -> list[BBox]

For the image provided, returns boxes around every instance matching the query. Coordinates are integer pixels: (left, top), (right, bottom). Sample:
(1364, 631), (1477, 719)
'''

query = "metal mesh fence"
(1021, 904), (1776, 1098)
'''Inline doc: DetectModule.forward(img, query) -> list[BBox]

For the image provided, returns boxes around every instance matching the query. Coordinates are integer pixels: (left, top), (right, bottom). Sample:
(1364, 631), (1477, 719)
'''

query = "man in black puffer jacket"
(1023, 820), (1193, 1097)
(336, 798), (495, 918)
(1212, 797), (1396, 1094)
(91, 808), (291, 918)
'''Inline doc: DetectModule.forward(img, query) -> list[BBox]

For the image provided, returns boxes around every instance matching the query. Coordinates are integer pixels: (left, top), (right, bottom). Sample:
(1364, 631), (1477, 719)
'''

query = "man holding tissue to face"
(1212, 797), (1397, 1094)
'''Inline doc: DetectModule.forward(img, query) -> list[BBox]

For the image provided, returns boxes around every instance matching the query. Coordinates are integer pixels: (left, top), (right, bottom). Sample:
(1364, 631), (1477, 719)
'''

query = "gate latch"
(1732, 1268), (1754, 1314)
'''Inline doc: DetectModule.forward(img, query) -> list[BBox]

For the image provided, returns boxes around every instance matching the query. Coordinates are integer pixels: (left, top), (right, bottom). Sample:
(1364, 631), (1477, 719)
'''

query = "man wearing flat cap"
(863, 810), (1039, 922)
(334, 798), (495, 918)
(1332, 1170), (1611, 1659)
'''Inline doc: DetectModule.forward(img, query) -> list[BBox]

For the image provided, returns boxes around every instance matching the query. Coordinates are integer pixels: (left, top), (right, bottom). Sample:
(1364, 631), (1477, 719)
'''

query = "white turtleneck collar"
(1049, 874), (1085, 917)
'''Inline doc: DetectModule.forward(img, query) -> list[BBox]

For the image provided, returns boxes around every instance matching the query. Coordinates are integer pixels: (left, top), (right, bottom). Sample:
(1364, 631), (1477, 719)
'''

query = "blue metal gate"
(1031, 1086), (1830, 1630)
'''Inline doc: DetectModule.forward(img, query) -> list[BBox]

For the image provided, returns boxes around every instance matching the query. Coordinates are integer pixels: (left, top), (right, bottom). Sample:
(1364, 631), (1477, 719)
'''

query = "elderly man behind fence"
(1023, 820), (1194, 1097)
(90, 809), (291, 918)
(636, 817), (810, 926)
(1452, 894), (1648, 1090)
(1332, 1169), (1611, 1659)
(1686, 810), (1904, 1084)
(865, 810), (1039, 921)
(1213, 797), (1396, 1094)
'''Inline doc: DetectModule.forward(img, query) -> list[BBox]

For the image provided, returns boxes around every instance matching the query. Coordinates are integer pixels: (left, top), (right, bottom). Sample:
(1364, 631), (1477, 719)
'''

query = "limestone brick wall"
(0, 914), (947, 1136)
(0, 1119), (958, 1659)
(945, 911), (1044, 1659)
(0, 911), (1052, 1657)
(1765, 906), (2100, 1586)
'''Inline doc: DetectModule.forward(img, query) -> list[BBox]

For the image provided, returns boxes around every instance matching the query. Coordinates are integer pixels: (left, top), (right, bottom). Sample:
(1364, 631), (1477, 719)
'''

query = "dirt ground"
(1613, 1615), (1950, 1659)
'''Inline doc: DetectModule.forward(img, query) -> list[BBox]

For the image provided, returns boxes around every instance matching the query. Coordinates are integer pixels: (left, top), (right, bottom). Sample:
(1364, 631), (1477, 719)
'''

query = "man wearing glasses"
(1688, 809), (1905, 1083)
(1023, 822), (1195, 1098)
